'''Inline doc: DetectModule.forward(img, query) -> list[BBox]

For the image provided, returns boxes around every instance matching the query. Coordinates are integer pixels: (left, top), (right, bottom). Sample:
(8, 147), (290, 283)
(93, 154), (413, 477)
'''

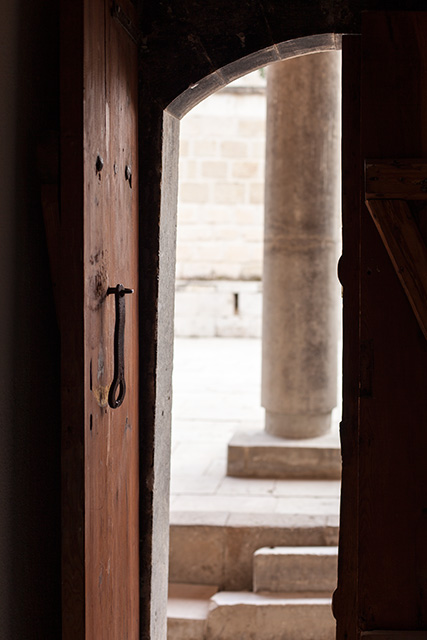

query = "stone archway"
(147, 33), (343, 638)
(167, 46), (343, 638)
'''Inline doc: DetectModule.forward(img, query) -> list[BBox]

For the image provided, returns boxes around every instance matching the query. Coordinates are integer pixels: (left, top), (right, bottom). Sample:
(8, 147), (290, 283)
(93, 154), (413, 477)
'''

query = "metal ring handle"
(107, 284), (133, 409)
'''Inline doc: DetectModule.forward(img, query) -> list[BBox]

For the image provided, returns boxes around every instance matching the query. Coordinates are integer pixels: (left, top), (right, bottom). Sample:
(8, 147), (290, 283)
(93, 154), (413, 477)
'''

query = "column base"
(265, 410), (332, 439)
(227, 429), (341, 480)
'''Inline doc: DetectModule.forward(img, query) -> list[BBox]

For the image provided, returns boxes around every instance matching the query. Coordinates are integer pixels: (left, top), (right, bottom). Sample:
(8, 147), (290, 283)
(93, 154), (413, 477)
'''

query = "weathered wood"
(365, 198), (427, 340)
(358, 10), (427, 632)
(366, 159), (427, 200)
(61, 0), (139, 636)
(84, 0), (139, 637)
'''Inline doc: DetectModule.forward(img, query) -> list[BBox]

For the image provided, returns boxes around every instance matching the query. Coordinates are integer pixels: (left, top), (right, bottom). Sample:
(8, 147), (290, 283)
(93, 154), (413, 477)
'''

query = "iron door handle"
(107, 284), (133, 409)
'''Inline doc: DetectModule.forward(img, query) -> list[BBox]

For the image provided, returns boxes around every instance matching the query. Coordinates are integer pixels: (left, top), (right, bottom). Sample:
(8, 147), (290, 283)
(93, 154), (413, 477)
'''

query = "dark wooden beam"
(366, 159), (427, 200)
(365, 198), (427, 339)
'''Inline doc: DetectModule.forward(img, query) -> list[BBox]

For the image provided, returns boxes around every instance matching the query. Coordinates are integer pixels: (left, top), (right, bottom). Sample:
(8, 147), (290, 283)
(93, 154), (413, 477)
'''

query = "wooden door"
(336, 13), (427, 639)
(61, 1), (139, 637)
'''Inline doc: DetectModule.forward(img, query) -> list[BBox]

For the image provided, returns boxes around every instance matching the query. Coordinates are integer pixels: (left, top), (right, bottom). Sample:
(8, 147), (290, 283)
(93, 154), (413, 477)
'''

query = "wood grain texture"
(366, 160), (427, 200)
(365, 199), (427, 339)
(359, 11), (427, 632)
(84, 0), (139, 637)
(61, 0), (139, 637)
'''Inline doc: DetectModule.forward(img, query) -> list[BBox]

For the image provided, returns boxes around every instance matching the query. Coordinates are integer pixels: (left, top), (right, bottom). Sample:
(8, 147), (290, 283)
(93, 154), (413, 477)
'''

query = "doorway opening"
(167, 52), (342, 638)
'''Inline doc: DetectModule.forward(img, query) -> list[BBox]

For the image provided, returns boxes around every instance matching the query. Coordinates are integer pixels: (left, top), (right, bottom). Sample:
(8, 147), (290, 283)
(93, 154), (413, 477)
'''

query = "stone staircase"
(167, 543), (338, 639)
(167, 514), (339, 639)
(169, 337), (341, 639)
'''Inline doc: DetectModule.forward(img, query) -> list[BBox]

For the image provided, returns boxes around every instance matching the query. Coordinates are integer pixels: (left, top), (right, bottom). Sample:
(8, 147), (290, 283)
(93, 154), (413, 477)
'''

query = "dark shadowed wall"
(0, 0), (61, 637)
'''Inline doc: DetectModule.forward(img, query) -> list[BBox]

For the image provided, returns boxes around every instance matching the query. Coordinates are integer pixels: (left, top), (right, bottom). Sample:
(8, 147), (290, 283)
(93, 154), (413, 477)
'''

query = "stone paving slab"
(171, 337), (341, 519)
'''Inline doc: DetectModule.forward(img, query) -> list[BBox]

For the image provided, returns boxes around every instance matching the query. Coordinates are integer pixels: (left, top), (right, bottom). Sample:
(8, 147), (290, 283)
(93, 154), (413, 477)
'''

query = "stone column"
(262, 52), (341, 439)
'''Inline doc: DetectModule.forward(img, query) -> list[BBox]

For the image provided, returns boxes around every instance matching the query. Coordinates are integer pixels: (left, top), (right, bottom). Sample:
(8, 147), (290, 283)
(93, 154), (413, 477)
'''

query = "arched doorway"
(143, 33), (349, 638)
(168, 55), (343, 637)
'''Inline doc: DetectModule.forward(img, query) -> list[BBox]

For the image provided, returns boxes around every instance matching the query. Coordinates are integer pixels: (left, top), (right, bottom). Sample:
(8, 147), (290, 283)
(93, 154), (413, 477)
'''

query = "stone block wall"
(174, 280), (263, 338)
(175, 72), (266, 337)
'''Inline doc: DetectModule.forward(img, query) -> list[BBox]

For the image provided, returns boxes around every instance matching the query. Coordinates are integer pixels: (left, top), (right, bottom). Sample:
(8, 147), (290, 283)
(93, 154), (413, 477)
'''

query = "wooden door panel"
(62, 1), (139, 637)
(365, 160), (427, 340)
(337, 12), (427, 638)
(365, 197), (427, 340)
(359, 12), (427, 630)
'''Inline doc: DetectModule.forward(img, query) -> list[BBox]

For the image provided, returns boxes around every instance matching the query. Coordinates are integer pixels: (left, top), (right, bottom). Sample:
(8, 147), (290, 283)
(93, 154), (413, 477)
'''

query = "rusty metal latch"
(107, 284), (133, 409)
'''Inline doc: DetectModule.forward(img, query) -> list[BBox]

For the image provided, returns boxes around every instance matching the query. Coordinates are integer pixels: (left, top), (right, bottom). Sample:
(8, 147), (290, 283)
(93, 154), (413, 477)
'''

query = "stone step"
(206, 591), (335, 640)
(253, 546), (338, 593)
(169, 511), (339, 591)
(167, 583), (218, 640)
(227, 429), (341, 479)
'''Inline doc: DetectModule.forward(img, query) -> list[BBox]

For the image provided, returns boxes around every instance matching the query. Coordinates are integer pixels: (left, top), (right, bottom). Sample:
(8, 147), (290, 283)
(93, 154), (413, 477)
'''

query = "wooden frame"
(365, 160), (427, 339)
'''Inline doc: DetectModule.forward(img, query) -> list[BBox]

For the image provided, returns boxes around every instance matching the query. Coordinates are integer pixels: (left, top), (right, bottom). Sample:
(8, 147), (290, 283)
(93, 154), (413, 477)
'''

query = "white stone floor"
(170, 338), (341, 519)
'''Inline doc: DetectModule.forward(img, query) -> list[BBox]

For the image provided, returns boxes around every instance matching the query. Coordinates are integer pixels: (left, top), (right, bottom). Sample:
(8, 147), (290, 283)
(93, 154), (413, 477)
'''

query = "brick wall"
(175, 71), (266, 337)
